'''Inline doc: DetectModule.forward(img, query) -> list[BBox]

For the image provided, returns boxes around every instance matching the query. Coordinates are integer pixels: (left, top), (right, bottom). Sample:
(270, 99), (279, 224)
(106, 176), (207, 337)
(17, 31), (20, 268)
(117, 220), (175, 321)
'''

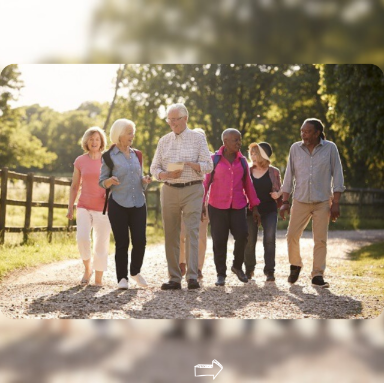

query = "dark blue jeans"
(244, 211), (277, 275)
(108, 197), (147, 282)
(208, 204), (248, 277)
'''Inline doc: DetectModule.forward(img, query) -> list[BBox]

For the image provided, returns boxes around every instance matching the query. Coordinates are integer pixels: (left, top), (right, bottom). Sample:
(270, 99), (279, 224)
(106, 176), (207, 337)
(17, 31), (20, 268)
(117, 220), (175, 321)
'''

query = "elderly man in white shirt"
(150, 103), (213, 290)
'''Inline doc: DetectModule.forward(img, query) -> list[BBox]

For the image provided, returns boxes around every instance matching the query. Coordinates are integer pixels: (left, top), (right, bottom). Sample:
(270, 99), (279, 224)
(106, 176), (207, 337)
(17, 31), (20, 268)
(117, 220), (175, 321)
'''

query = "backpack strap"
(101, 144), (116, 215)
(207, 152), (248, 191)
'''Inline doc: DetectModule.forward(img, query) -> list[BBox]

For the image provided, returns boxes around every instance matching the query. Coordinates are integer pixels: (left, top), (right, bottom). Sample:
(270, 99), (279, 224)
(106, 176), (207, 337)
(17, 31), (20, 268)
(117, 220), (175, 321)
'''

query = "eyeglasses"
(165, 116), (184, 123)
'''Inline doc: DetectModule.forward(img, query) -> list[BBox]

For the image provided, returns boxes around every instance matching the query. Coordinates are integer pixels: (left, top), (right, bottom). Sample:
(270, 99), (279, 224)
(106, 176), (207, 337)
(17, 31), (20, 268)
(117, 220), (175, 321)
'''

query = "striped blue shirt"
(282, 139), (345, 203)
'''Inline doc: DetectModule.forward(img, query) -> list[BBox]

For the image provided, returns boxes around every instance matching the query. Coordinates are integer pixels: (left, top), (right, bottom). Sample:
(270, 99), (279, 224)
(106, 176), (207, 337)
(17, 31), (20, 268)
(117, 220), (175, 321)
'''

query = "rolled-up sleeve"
(197, 136), (214, 174)
(150, 139), (164, 181)
(99, 158), (110, 189)
(282, 147), (294, 194)
(331, 143), (346, 193)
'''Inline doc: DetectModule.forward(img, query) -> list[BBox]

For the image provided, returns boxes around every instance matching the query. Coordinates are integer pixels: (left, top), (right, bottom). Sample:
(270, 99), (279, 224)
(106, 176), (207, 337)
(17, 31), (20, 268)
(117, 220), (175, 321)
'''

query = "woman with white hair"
(67, 126), (111, 286)
(99, 118), (151, 290)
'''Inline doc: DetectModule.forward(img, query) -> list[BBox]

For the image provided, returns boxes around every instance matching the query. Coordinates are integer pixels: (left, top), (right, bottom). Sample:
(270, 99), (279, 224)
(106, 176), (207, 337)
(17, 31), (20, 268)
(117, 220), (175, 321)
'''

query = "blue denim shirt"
(99, 146), (146, 208)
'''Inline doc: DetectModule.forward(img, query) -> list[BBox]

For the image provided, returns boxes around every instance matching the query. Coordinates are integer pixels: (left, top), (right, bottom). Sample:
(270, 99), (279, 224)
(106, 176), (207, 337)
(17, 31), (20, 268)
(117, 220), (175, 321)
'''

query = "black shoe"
(231, 266), (248, 283)
(266, 273), (275, 282)
(187, 279), (200, 289)
(161, 281), (182, 290)
(246, 270), (254, 280)
(215, 275), (226, 286)
(197, 269), (203, 280)
(288, 265), (301, 284)
(312, 276), (329, 288)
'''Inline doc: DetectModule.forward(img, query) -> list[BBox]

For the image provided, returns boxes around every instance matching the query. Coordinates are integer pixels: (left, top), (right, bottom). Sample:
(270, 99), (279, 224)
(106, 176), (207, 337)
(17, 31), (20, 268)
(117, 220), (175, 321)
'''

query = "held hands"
(142, 175), (152, 185)
(270, 191), (280, 200)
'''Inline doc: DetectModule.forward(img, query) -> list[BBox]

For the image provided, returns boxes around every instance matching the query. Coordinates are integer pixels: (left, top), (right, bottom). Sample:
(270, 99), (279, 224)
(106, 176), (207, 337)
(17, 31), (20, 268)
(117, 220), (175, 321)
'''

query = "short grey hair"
(221, 128), (241, 143)
(166, 103), (189, 118)
(81, 126), (107, 152)
(110, 119), (136, 145)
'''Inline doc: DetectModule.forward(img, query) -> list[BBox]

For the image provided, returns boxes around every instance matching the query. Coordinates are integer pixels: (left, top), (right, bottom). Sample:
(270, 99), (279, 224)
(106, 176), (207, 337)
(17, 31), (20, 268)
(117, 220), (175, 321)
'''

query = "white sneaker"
(118, 278), (128, 289)
(131, 273), (148, 287)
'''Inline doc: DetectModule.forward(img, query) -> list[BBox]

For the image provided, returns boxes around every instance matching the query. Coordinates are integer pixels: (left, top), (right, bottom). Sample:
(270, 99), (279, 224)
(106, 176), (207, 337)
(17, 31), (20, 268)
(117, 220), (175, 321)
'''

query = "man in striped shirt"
(150, 103), (213, 290)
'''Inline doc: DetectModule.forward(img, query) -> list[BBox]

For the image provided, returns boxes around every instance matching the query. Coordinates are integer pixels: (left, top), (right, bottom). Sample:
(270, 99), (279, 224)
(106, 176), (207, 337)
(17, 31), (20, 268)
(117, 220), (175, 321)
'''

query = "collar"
(299, 138), (324, 148)
(172, 126), (189, 140)
(112, 145), (134, 154)
(217, 145), (244, 159)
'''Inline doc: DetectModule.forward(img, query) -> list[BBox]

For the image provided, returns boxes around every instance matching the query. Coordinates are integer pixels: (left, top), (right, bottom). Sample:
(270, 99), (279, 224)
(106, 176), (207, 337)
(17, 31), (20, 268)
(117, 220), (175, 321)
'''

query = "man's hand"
(330, 201), (340, 222)
(167, 169), (183, 179)
(279, 203), (290, 220)
(252, 206), (261, 226)
(184, 161), (201, 172)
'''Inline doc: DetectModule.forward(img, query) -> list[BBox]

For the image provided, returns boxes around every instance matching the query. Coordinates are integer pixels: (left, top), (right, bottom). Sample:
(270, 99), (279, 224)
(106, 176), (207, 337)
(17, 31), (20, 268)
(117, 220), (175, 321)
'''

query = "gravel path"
(0, 230), (383, 319)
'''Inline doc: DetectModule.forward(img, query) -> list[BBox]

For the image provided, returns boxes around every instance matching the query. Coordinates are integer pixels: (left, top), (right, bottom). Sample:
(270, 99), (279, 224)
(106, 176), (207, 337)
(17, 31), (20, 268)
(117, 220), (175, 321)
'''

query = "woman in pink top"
(67, 127), (111, 286)
(202, 129), (261, 287)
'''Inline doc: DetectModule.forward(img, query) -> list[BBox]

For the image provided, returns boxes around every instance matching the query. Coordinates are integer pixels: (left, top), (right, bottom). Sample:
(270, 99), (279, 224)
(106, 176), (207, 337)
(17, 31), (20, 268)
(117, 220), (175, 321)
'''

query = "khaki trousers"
(286, 199), (331, 277)
(179, 214), (209, 271)
(160, 183), (204, 282)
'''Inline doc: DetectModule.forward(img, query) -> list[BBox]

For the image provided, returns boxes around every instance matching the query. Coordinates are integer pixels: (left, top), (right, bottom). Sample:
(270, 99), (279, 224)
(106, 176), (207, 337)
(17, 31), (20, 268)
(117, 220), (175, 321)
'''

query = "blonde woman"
(99, 119), (151, 290)
(67, 127), (111, 286)
(245, 142), (282, 282)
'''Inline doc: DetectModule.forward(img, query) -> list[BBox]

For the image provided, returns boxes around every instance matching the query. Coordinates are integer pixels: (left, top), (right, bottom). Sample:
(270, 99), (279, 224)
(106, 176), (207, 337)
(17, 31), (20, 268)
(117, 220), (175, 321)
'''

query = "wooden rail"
(0, 167), (161, 244)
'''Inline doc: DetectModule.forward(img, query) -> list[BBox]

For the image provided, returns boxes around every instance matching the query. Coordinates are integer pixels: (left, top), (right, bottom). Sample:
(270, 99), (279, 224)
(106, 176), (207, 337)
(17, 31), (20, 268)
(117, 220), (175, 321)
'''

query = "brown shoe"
(179, 263), (186, 277)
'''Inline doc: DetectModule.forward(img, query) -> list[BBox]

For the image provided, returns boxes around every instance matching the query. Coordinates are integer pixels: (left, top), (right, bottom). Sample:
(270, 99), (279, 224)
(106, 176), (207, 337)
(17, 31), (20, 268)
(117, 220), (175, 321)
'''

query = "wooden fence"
(0, 167), (160, 244)
(1, 167), (384, 245)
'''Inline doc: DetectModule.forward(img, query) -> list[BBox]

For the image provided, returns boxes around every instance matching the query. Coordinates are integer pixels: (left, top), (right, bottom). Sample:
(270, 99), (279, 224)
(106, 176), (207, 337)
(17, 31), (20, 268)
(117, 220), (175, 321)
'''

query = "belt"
(165, 180), (202, 188)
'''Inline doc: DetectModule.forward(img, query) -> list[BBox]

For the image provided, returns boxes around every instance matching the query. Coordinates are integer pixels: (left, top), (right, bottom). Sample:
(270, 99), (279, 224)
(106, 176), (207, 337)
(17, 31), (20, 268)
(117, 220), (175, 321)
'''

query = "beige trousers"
(160, 183), (204, 282)
(286, 199), (331, 277)
(179, 214), (209, 271)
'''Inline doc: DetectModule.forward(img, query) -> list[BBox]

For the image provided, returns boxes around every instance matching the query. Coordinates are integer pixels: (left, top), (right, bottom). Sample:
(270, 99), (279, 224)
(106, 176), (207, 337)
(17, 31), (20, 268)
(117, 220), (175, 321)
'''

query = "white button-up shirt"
(150, 127), (213, 183)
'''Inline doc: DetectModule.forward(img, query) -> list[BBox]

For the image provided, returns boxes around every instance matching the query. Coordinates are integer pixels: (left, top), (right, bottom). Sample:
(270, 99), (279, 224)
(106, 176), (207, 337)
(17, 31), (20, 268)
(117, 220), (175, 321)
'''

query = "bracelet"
(282, 200), (290, 205)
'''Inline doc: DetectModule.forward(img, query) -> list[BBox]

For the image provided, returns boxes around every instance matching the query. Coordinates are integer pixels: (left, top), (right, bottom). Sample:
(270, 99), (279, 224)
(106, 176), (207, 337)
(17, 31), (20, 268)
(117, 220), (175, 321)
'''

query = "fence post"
(47, 176), (55, 243)
(23, 172), (34, 243)
(0, 167), (9, 245)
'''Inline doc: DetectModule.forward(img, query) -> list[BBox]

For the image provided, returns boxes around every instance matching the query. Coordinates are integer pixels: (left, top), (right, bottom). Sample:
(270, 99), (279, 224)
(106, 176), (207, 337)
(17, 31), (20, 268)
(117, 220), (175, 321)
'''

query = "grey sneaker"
(312, 276), (330, 288)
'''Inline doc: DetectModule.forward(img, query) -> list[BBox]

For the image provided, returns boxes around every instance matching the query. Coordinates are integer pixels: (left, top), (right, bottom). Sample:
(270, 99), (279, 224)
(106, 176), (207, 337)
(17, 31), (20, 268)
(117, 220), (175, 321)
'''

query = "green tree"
(0, 66), (57, 170)
(318, 64), (384, 187)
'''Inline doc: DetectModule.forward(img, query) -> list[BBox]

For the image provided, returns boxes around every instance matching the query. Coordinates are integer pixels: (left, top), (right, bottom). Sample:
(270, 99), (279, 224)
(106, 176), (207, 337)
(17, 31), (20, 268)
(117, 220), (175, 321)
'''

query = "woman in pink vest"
(67, 127), (111, 286)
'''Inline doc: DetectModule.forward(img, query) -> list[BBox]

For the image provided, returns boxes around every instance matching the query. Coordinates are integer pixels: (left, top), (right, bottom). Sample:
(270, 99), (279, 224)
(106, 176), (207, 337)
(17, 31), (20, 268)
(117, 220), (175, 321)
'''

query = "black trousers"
(108, 198), (147, 282)
(208, 204), (248, 277)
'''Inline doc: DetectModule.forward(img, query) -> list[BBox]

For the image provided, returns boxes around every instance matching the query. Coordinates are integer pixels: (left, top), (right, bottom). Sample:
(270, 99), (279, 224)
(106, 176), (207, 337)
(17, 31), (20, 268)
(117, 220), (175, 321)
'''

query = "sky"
(10, 64), (120, 112)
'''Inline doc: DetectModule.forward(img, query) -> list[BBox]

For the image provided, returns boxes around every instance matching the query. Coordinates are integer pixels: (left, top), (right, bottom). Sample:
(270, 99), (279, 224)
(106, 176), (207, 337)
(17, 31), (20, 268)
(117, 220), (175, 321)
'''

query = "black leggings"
(108, 198), (147, 282)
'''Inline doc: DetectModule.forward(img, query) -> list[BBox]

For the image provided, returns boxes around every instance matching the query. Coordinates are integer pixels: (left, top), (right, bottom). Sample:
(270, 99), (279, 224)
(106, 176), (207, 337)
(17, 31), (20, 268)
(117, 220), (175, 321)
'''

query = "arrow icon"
(194, 359), (223, 380)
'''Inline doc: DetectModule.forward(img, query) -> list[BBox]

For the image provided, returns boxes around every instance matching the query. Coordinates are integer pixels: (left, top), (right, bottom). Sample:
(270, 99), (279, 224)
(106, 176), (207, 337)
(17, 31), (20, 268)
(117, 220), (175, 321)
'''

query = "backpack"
(207, 151), (248, 191)
(101, 144), (143, 215)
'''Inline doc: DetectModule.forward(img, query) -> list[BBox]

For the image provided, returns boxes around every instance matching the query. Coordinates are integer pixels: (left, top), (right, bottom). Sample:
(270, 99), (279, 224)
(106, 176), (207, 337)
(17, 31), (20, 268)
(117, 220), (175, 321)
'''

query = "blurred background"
(0, 316), (383, 382)
(1, 0), (384, 69)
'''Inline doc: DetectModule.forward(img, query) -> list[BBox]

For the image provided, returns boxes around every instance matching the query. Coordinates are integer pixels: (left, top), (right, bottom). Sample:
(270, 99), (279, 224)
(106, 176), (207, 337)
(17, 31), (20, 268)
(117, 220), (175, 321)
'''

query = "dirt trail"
(0, 230), (383, 319)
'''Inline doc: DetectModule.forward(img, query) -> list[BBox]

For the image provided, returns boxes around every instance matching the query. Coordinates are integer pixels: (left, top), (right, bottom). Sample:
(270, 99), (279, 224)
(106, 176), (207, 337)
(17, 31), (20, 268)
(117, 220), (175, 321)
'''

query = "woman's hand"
(105, 176), (120, 188)
(142, 175), (152, 184)
(66, 206), (74, 220)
